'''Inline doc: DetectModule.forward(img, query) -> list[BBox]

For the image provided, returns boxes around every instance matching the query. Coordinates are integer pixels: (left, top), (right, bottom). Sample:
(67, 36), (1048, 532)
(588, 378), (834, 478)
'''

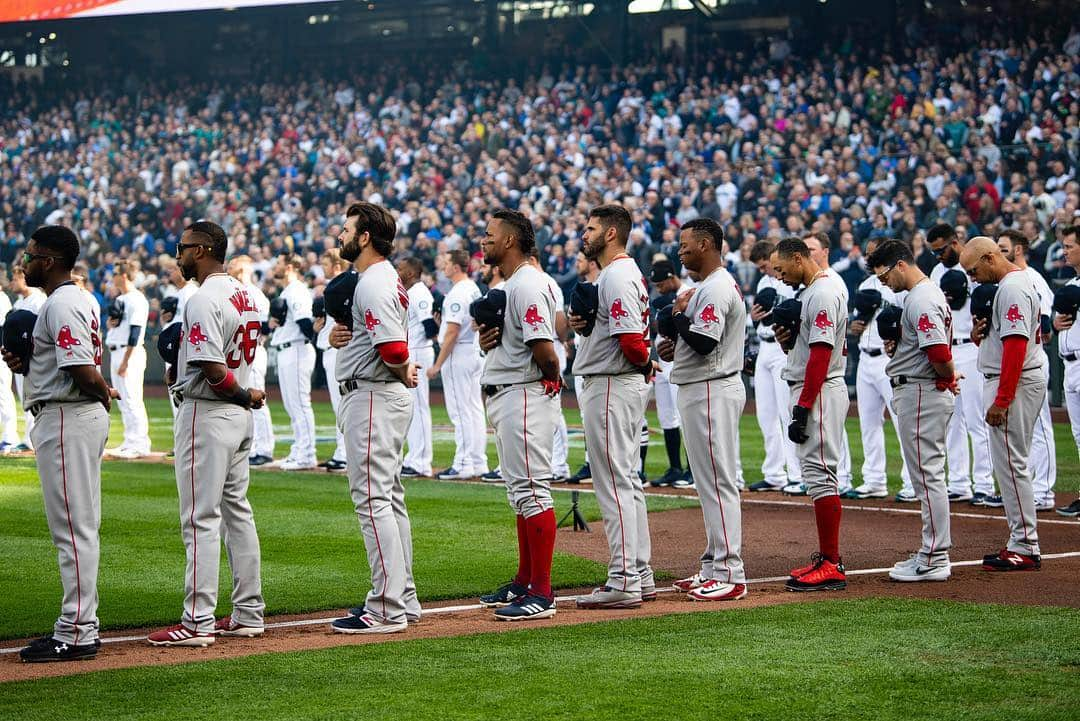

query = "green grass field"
(2, 600), (1078, 721)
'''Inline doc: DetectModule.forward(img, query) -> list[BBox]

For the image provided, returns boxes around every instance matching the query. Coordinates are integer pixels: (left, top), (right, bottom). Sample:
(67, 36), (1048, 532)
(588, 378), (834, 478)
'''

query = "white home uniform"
(164, 282), (199, 421)
(931, 263), (994, 497)
(671, 267), (747, 586)
(1022, 266), (1056, 507)
(0, 291), (19, 447)
(317, 304), (347, 466)
(979, 270), (1044, 558)
(753, 274), (799, 489)
(24, 282), (109, 646)
(11, 288), (47, 447)
(335, 259), (419, 626)
(853, 276), (911, 494)
(105, 288), (151, 454)
(1058, 278), (1080, 469)
(243, 281), (275, 460)
(404, 281), (435, 476)
(271, 279), (316, 466)
(167, 274), (265, 635)
(439, 278), (488, 476)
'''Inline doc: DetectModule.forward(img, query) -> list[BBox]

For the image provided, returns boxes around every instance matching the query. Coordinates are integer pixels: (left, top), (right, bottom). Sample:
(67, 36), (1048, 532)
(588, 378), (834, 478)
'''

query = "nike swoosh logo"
(914, 565), (944, 575)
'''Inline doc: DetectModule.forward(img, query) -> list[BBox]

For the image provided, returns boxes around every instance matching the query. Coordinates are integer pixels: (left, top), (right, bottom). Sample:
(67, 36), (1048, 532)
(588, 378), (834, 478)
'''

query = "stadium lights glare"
(48, 33), (56, 40)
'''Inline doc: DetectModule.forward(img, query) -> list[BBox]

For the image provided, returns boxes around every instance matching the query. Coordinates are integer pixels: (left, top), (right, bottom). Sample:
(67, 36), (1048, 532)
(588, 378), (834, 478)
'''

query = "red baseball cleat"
(982, 549), (1041, 571)
(785, 556), (847, 592)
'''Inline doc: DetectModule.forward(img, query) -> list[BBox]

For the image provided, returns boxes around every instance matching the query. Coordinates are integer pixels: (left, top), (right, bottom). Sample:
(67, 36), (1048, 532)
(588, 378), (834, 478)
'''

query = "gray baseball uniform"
(335, 259), (419, 625)
(164, 281), (199, 421)
(671, 267), (747, 584)
(886, 279), (954, 564)
(753, 274), (800, 488)
(105, 288), (151, 454)
(978, 269), (1044, 558)
(782, 274), (848, 500)
(170, 273), (265, 633)
(574, 256), (654, 594)
(482, 264), (559, 517)
(1022, 266), (1056, 505)
(24, 282), (110, 646)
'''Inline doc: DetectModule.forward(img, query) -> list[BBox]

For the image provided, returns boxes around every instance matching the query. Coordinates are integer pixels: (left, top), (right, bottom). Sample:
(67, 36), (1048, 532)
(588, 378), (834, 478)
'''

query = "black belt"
(1064, 353), (1077, 362)
(27, 402), (45, 418)
(339, 378), (398, 394)
(712, 370), (740, 381)
(984, 367), (1043, 381)
(274, 340), (309, 350)
(109, 345), (120, 352)
(171, 391), (184, 408)
(787, 377), (841, 388)
(483, 383), (513, 397)
(759, 336), (777, 344)
(862, 348), (883, 357)
(952, 338), (971, 346)
(890, 375), (934, 388)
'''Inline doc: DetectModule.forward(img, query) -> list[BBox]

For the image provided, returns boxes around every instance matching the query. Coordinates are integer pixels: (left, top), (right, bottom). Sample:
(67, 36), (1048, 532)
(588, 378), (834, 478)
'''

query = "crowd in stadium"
(0, 13), (1077, 318)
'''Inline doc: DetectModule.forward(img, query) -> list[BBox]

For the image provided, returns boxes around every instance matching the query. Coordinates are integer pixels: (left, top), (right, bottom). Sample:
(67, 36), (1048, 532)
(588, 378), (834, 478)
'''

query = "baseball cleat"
(982, 549), (1041, 571)
(331, 611), (407, 634)
(948, 490), (974, 503)
(248, 454), (273, 466)
(895, 489), (917, 503)
(19, 636), (99, 663)
(788, 552), (825, 579)
(436, 467), (468, 480)
(480, 469), (503, 483)
(279, 459), (318, 472)
(672, 573), (706, 592)
(1055, 499), (1080, 518)
(1034, 495), (1056, 512)
(748, 480), (784, 492)
(479, 581), (529, 608)
(671, 472), (694, 488)
(782, 482), (807, 496)
(147, 623), (215, 647)
(0, 442), (13, 455)
(575, 586), (643, 609)
(843, 485), (889, 500)
(400, 466), (422, 478)
(785, 557), (846, 592)
(12, 443), (31, 453)
(324, 459), (347, 473)
(494, 594), (556, 621)
(650, 467), (684, 487)
(981, 494), (1004, 508)
(888, 556), (951, 582)
(213, 617), (265, 637)
(566, 463), (591, 484)
(969, 492), (991, 506)
(688, 581), (748, 602)
(641, 585), (658, 602)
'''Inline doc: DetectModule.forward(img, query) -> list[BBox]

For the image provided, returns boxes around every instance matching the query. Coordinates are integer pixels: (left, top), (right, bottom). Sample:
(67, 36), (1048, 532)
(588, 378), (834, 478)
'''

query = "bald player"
(997, 230), (1056, 511)
(658, 219), (748, 601)
(227, 256), (274, 466)
(1054, 226), (1080, 518)
(6, 225), (114, 663)
(570, 204), (656, 609)
(148, 221), (267, 647)
(869, 240), (957, 582)
(329, 202), (421, 633)
(7, 265), (46, 450)
(398, 256), (437, 478)
(474, 209), (562, 620)
(962, 236), (1044, 571)
(772, 237), (848, 592)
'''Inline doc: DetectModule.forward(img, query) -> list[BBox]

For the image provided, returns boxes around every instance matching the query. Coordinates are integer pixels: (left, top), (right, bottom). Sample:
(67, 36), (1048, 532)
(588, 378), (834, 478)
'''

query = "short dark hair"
(681, 218), (725, 251)
(447, 249), (470, 273)
(492, 209), (535, 254)
(999, 229), (1029, 252)
(346, 202), (396, 257)
(865, 239), (914, 270)
(927, 223), (956, 246)
(1062, 225), (1080, 242)
(185, 220), (228, 262)
(588, 204), (632, 245)
(775, 237), (811, 259)
(802, 231), (830, 250)
(114, 259), (137, 280)
(402, 256), (425, 276)
(749, 241), (776, 263)
(31, 225), (80, 270)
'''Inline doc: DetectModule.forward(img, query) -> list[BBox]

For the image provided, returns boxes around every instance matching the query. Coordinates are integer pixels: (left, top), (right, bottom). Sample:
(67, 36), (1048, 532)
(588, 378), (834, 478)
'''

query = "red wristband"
(209, 370), (236, 390)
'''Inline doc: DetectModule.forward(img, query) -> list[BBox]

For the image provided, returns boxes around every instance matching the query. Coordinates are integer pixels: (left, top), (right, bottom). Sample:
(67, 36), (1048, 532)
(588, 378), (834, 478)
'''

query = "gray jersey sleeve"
(685, 285), (727, 342)
(51, 294), (100, 370)
(804, 288), (839, 347)
(911, 297), (950, 349)
(514, 282), (555, 345)
(996, 281), (1034, 340)
(182, 293), (227, 365)
(359, 274), (408, 346)
(600, 270), (647, 337)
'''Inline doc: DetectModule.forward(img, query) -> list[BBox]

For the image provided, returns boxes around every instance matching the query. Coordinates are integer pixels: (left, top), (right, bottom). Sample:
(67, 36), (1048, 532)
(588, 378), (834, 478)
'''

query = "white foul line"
(4, 551), (1080, 655)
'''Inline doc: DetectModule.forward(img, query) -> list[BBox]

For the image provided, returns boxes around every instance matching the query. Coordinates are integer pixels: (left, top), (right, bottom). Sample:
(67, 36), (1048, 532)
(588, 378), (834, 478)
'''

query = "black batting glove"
(788, 405), (810, 444)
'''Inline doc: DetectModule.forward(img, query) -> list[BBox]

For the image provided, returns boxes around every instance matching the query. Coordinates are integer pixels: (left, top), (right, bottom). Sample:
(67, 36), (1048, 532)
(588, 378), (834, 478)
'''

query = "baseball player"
(997, 230), (1056, 511)
(746, 241), (800, 492)
(566, 252), (599, 485)
(657, 219), (748, 601)
(315, 249), (349, 472)
(1053, 226), (1080, 518)
(961, 236), (1044, 571)
(104, 261), (151, 458)
(8, 265), (47, 450)
(771, 237), (848, 592)
(569, 204), (655, 609)
(227, 256), (274, 466)
(160, 259), (199, 433)
(647, 258), (693, 488)
(0, 275), (18, 452)
(5, 225), (114, 662)
(530, 249), (571, 481)
(868, 240), (957, 582)
(926, 224), (997, 505)
(148, 221), (267, 647)
(270, 256), (317, 471)
(474, 209), (562, 620)
(328, 202), (421, 634)
(397, 257), (437, 478)
(846, 237), (912, 499)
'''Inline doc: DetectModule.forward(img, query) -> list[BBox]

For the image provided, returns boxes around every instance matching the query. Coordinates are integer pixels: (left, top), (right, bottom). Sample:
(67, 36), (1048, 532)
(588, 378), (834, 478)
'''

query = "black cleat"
(20, 636), (100, 663)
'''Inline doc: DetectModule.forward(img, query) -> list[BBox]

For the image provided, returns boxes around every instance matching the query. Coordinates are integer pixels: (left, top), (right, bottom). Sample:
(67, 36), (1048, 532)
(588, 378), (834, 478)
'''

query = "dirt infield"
(3, 495), (1076, 684)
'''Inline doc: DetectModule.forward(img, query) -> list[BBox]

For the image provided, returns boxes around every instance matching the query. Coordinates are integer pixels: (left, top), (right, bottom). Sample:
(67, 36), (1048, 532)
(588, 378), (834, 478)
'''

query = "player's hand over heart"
(1, 349), (24, 374)
(567, 312), (588, 333)
(656, 337), (675, 362)
(673, 288), (696, 315)
(971, 318), (988, 346)
(329, 323), (353, 349)
(1053, 313), (1074, 331)
(883, 339), (896, 357)
(478, 324), (501, 352)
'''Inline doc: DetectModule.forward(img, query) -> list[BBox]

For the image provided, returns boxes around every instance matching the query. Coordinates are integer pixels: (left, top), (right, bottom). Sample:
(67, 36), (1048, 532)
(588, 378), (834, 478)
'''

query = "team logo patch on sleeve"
(364, 309), (381, 332)
(523, 303), (545, 330)
(813, 310), (834, 329)
(917, 313), (937, 333)
(56, 325), (82, 353)
(187, 323), (209, 350)
(610, 298), (630, 321)
(698, 304), (719, 327)
(1005, 304), (1024, 325)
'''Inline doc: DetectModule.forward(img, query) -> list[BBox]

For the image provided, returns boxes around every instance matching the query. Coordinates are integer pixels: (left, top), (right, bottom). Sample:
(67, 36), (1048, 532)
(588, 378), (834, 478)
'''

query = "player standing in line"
(429, 250), (488, 480)
(961, 237), (1045, 571)
(160, 259), (199, 438)
(746, 241), (800, 492)
(0, 271), (21, 453)
(529, 249), (571, 481)
(104, 261), (151, 458)
(771, 237), (849, 592)
(148, 221), (267, 647)
(570, 204), (656, 609)
(1053, 226), (1080, 517)
(846, 237), (912, 499)
(997, 230), (1056, 511)
(329, 202), (421, 634)
(926, 224), (997, 505)
(398, 256), (437, 478)
(270, 256), (317, 471)
(566, 251), (600, 485)
(647, 258), (693, 488)
(5, 225), (114, 662)
(657, 219), (748, 601)
(8, 265), (47, 451)
(474, 209), (562, 620)
(227, 256), (275, 466)
(315, 249), (349, 473)
(868, 240), (957, 582)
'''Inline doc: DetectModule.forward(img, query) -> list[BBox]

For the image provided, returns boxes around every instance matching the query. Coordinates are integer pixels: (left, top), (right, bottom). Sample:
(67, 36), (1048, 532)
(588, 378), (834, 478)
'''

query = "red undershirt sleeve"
(376, 340), (409, 366)
(925, 344), (952, 364)
(994, 336), (1026, 408)
(797, 343), (832, 408)
(618, 333), (650, 367)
